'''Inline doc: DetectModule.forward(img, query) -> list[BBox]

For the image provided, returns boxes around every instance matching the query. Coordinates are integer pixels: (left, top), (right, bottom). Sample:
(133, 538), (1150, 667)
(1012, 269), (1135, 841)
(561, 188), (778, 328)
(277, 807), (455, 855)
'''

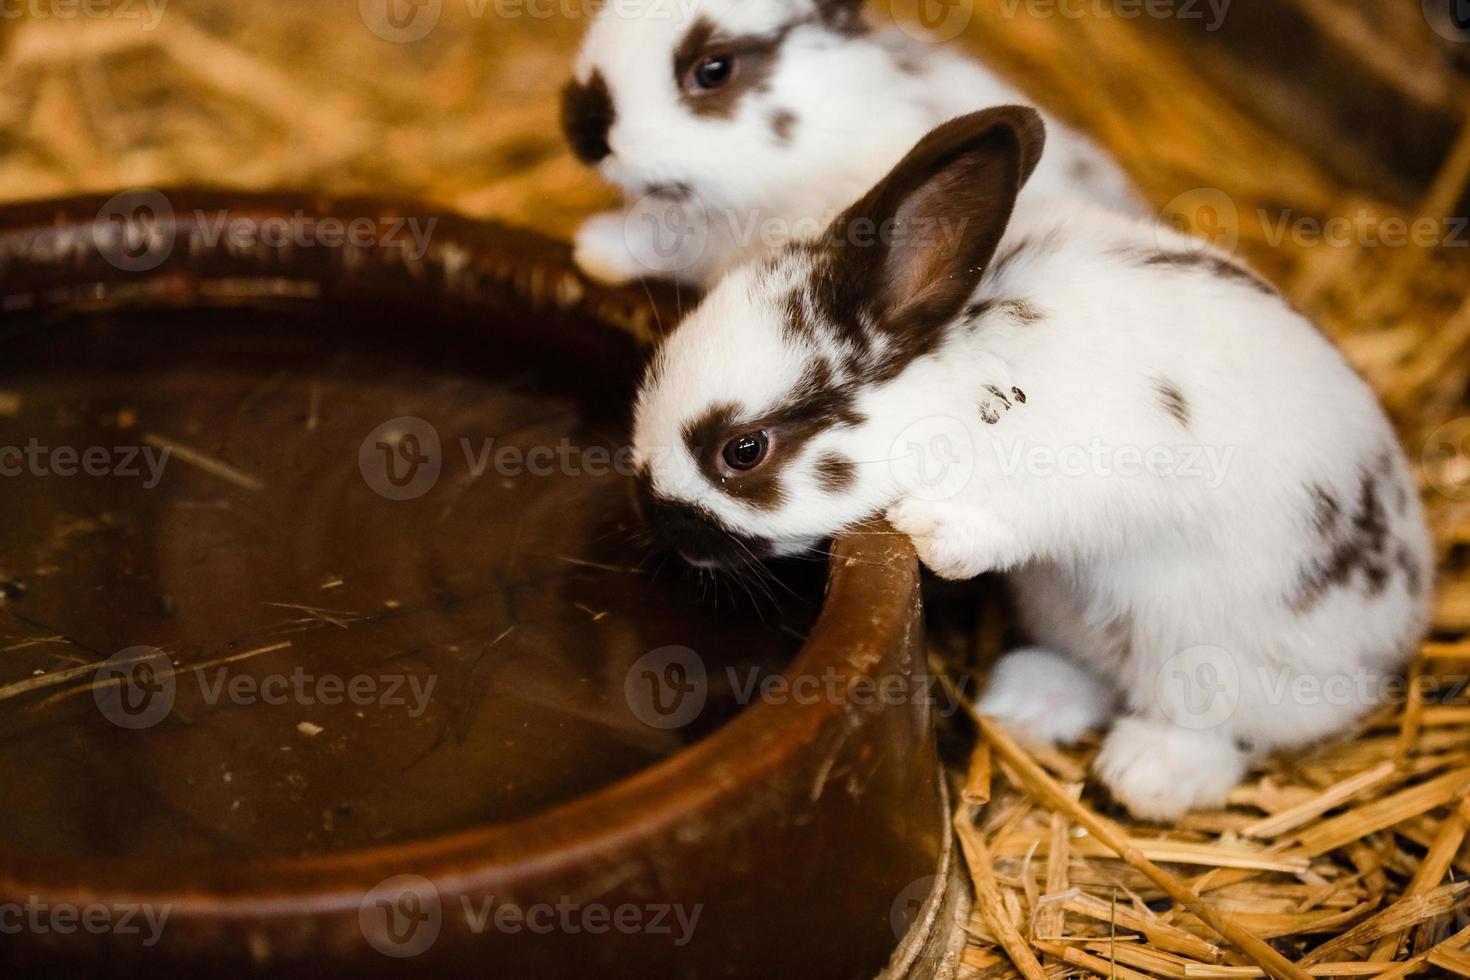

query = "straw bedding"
(1, 2), (1468, 976)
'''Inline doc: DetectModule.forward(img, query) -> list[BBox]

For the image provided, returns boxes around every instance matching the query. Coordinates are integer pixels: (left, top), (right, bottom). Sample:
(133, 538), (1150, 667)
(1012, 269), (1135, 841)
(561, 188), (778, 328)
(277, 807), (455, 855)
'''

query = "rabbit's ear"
(822, 106), (1045, 337)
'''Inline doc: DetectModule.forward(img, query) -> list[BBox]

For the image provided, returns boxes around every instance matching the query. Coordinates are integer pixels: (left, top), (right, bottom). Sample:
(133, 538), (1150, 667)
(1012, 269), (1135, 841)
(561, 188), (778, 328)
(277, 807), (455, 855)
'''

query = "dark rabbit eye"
(692, 55), (735, 90)
(721, 431), (769, 472)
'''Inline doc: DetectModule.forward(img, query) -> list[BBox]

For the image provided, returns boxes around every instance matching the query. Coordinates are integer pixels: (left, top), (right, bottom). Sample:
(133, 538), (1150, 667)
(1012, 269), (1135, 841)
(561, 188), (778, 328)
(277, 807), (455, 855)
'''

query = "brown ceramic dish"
(0, 192), (964, 979)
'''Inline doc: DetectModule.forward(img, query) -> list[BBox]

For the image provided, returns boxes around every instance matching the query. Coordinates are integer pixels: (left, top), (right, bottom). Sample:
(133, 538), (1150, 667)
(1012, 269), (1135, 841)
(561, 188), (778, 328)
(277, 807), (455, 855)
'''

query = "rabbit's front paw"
(979, 648), (1114, 746)
(1093, 716), (1245, 821)
(573, 211), (647, 286)
(886, 499), (1024, 580)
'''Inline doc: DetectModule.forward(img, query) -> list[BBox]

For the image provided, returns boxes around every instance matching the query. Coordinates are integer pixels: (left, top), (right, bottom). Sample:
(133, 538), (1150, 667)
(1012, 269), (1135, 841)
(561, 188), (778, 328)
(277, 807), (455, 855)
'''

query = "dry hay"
(1, 2), (1469, 977)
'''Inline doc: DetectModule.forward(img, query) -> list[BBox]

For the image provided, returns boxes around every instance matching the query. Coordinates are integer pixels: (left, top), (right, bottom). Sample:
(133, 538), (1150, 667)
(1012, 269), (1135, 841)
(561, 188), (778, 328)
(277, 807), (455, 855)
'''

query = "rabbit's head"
(560, 0), (907, 213)
(630, 106), (1045, 567)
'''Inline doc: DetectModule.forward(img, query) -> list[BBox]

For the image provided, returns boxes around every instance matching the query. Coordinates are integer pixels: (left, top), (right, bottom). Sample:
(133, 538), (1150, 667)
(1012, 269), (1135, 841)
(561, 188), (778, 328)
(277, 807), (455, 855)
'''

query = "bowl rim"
(0, 189), (923, 914)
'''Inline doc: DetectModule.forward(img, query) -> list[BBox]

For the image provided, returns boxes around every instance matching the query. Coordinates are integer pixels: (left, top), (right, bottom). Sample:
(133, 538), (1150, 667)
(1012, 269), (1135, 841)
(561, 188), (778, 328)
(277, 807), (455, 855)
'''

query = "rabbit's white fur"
(633, 117), (1432, 819)
(567, 0), (1140, 286)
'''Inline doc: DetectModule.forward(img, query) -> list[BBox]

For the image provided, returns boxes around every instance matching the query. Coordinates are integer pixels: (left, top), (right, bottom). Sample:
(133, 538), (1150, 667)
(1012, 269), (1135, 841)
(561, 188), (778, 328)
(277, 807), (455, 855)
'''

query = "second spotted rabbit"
(561, 0), (1141, 287)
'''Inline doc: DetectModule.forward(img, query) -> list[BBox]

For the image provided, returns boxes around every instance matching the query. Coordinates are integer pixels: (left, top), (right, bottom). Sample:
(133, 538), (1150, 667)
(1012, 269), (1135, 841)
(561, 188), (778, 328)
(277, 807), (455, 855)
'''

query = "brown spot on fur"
(1126, 247), (1276, 295)
(966, 298), (1042, 325)
(1398, 546), (1424, 596)
(770, 108), (798, 144)
(1354, 474), (1391, 557)
(682, 401), (741, 471)
(673, 17), (718, 88)
(980, 384), (1023, 424)
(964, 299), (997, 322)
(674, 17), (786, 119)
(1292, 469), (1394, 612)
(782, 289), (812, 342)
(1154, 380), (1190, 428)
(1310, 485), (1341, 537)
(816, 0), (866, 33)
(679, 403), (788, 511)
(788, 359), (866, 431)
(893, 53), (922, 75)
(1099, 613), (1134, 674)
(560, 70), (615, 164)
(814, 452), (856, 493)
(1005, 300), (1042, 324)
(678, 362), (864, 512)
(646, 181), (693, 203)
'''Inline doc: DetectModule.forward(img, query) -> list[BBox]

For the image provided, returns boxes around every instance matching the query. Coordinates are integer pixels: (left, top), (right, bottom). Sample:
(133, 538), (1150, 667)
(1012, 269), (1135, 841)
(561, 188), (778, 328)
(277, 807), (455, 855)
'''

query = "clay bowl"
(0, 192), (960, 979)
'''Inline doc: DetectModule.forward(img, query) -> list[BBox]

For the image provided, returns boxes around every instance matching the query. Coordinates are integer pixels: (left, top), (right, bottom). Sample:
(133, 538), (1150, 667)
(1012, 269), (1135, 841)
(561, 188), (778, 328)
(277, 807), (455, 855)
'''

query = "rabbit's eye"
(693, 55), (735, 90)
(721, 431), (769, 472)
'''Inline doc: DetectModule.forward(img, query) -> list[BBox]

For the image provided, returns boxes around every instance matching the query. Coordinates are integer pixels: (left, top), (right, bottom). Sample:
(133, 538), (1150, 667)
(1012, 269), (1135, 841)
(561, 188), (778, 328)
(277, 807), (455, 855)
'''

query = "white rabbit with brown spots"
(562, 0), (1141, 287)
(629, 107), (1433, 820)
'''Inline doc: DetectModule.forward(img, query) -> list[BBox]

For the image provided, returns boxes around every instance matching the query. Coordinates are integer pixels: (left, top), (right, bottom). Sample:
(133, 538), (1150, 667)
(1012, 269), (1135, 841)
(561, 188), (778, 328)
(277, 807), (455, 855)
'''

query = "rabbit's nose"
(634, 473), (763, 570)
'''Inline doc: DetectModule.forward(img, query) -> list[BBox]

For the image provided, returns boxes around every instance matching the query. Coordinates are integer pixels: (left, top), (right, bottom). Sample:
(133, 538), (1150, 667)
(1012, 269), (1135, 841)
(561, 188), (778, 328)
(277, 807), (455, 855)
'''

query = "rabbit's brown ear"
(821, 106), (1045, 338)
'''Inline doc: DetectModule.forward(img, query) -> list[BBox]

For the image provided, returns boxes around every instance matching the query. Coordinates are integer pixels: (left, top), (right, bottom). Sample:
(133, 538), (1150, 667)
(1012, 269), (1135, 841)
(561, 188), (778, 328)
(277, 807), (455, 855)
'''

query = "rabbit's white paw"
(1093, 716), (1245, 821)
(886, 499), (1025, 580)
(573, 211), (646, 286)
(979, 648), (1113, 746)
